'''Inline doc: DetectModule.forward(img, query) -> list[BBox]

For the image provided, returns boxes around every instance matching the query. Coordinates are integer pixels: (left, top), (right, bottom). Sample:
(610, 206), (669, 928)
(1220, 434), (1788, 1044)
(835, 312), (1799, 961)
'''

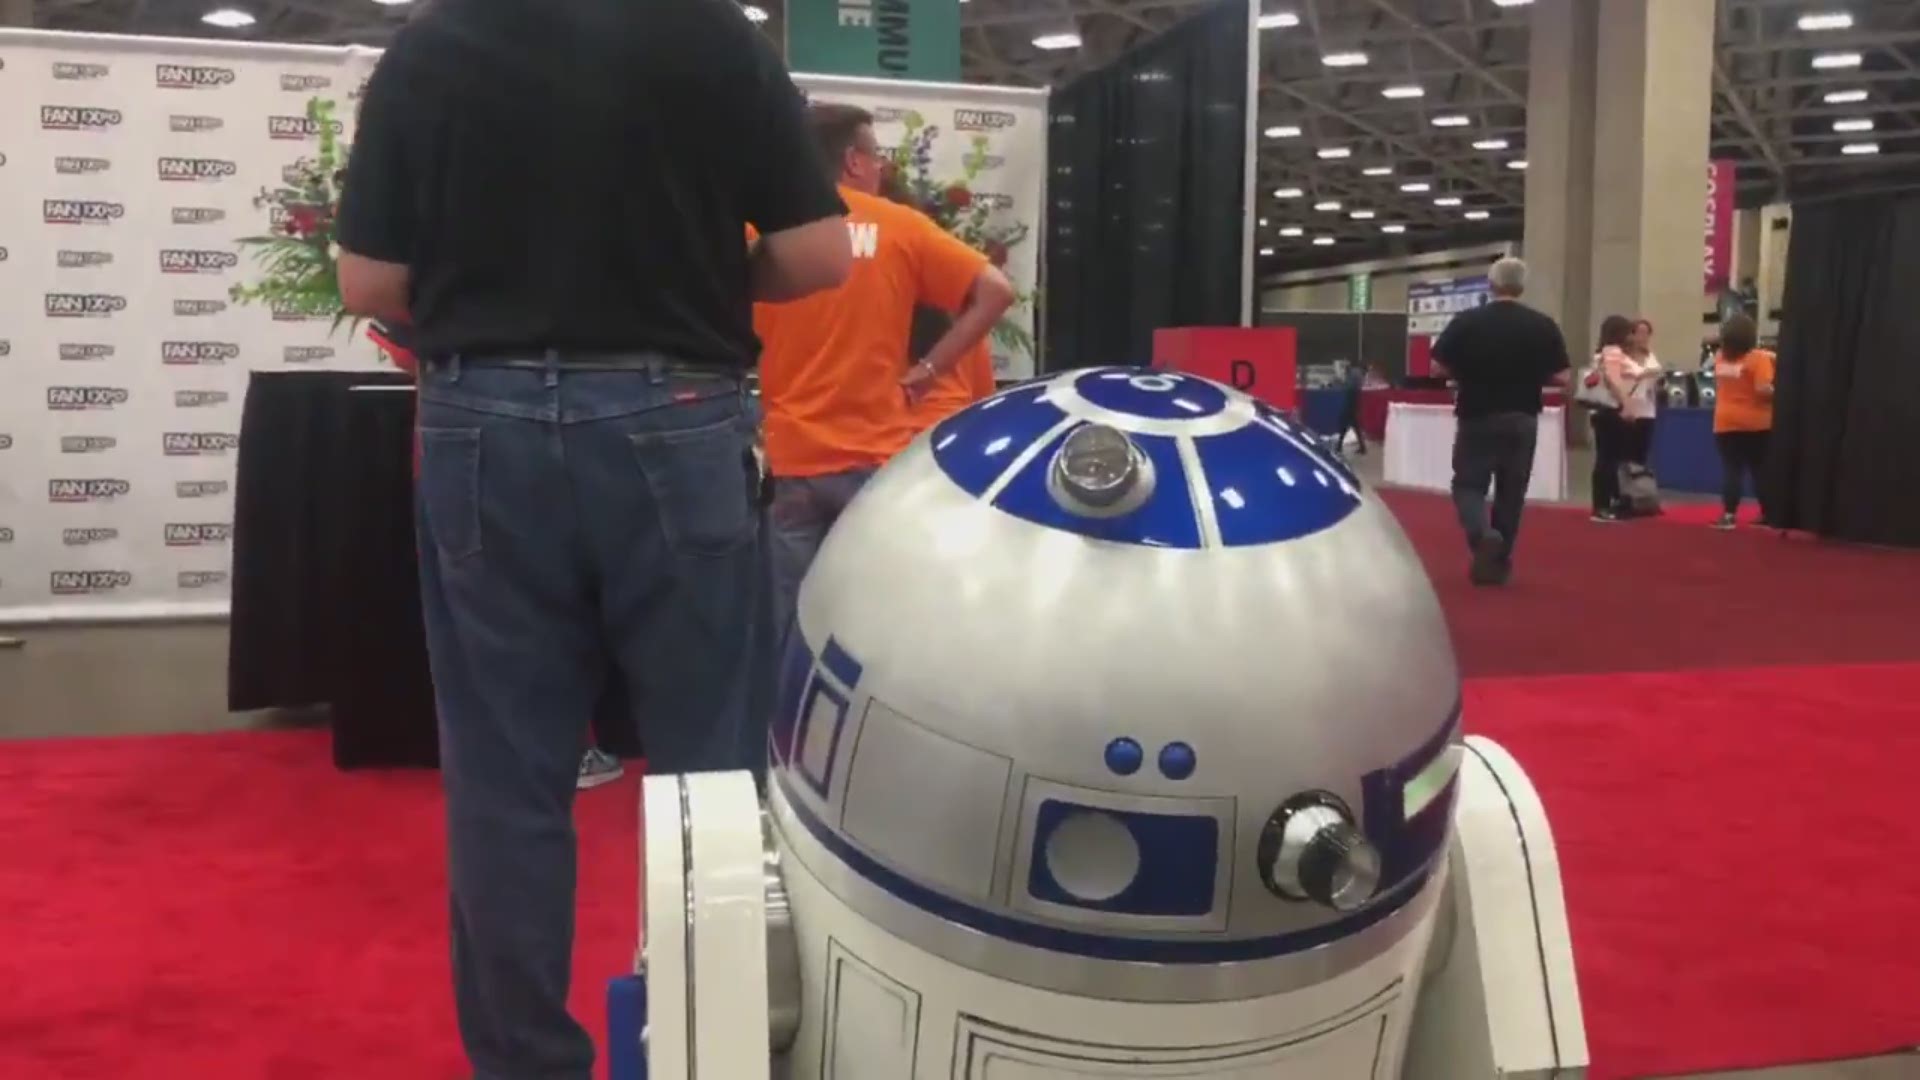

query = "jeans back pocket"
(419, 428), (484, 563)
(631, 414), (757, 558)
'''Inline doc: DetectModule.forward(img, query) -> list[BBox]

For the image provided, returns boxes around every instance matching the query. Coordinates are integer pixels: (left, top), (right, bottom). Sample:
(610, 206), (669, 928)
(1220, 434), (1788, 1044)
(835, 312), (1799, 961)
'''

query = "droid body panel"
(635, 369), (1587, 1080)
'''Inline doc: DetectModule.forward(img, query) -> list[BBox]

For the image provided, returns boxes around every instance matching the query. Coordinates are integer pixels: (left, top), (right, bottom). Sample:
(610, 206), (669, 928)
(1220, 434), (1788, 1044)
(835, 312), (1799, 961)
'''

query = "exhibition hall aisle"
(3, 491), (1919, 1079)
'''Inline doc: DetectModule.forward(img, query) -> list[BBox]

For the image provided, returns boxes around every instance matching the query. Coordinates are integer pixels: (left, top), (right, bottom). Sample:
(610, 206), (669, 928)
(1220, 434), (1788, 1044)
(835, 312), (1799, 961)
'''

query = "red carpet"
(3, 491), (1919, 1079)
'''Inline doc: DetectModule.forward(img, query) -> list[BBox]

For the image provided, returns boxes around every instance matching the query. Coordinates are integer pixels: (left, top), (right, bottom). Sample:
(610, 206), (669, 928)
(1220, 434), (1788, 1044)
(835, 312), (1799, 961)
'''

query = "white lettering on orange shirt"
(848, 221), (879, 259)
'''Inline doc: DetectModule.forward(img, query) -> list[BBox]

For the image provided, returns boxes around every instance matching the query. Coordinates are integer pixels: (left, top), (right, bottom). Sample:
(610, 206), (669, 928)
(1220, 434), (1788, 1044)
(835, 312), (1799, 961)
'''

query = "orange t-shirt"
(755, 186), (988, 477)
(907, 338), (997, 431)
(1713, 348), (1776, 433)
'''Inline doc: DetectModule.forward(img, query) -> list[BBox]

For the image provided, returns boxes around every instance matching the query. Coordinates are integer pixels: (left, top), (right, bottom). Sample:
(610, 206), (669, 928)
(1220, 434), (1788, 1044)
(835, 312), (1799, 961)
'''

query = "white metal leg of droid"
(636, 736), (1587, 1080)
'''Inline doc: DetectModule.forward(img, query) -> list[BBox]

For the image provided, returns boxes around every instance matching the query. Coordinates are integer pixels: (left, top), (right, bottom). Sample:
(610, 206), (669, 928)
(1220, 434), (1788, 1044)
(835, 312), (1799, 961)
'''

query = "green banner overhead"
(1348, 272), (1373, 312)
(786, 0), (961, 82)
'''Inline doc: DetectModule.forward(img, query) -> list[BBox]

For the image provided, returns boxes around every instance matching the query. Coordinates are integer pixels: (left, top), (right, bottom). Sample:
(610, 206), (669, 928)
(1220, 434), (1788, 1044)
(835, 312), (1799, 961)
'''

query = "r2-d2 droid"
(639, 368), (1587, 1079)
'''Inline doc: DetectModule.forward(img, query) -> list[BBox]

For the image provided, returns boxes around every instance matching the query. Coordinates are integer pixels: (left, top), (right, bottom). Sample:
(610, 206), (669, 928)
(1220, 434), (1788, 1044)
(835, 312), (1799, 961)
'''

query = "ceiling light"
(1797, 12), (1854, 31)
(1350, 209), (1376, 220)
(372, 0), (416, 5)
(201, 6), (256, 27)
(1274, 186), (1304, 198)
(1472, 138), (1509, 150)
(1382, 85), (1425, 99)
(1362, 165), (1394, 177)
(1507, 159), (1528, 170)
(1464, 210), (1491, 220)
(1434, 196), (1463, 207)
(1825, 89), (1869, 104)
(1264, 124), (1303, 138)
(1833, 118), (1875, 132)
(1322, 51), (1369, 68)
(1431, 115), (1471, 128)
(1492, 0), (1535, 7)
(1314, 200), (1342, 211)
(1033, 32), (1082, 50)
(740, 4), (769, 23)
(1381, 224), (1407, 234)
(1812, 52), (1863, 69)
(1258, 11), (1301, 30)
(1841, 142), (1881, 155)
(1259, 246), (1276, 256)
(1280, 226), (1304, 237)
(1258, 217), (1269, 226)
(1317, 146), (1353, 159)
(1313, 236), (1337, 246)
(1400, 181), (1431, 193)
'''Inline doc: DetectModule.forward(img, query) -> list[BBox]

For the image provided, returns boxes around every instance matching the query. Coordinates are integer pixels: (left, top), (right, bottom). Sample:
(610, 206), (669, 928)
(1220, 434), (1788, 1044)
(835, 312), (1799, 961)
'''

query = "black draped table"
(228, 371), (643, 769)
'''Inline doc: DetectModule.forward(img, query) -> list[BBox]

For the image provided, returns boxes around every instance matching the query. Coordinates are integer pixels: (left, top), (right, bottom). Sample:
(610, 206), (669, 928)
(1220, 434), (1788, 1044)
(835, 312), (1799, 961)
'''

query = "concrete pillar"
(0, 0), (33, 27)
(1523, 0), (1716, 368)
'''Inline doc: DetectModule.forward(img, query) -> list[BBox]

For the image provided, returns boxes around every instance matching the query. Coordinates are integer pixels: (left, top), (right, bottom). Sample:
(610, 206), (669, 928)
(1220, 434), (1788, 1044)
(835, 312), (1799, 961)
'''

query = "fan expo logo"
(156, 64), (236, 90)
(62, 527), (120, 546)
(268, 115), (343, 140)
(57, 251), (114, 269)
(45, 199), (124, 224)
(52, 62), (110, 81)
(164, 432), (239, 457)
(158, 157), (237, 182)
(51, 571), (132, 596)
(281, 73), (331, 91)
(176, 390), (230, 409)
(173, 207), (227, 225)
(47, 293), (128, 318)
(47, 386), (129, 411)
(271, 301), (328, 323)
(174, 299), (227, 317)
(180, 571), (229, 591)
(177, 480), (229, 499)
(164, 341), (240, 366)
(166, 523), (232, 547)
(50, 478), (131, 503)
(954, 109), (1017, 132)
(54, 156), (111, 175)
(60, 436), (118, 454)
(170, 115), (225, 134)
(61, 344), (115, 362)
(285, 346), (335, 364)
(160, 249), (239, 275)
(42, 105), (123, 132)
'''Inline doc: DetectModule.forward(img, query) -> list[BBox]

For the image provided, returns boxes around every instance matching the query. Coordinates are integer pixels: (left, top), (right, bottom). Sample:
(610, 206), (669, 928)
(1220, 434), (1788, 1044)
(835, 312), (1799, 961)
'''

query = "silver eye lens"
(1054, 424), (1138, 508)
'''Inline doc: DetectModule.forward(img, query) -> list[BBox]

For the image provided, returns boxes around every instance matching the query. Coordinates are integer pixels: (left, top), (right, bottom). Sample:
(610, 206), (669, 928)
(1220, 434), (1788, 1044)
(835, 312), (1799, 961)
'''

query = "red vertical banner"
(1704, 159), (1735, 293)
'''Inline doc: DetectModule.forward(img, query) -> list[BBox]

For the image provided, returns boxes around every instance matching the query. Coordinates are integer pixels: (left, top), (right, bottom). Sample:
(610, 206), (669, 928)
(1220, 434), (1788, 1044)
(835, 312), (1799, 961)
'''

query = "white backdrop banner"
(0, 30), (383, 622)
(793, 72), (1047, 381)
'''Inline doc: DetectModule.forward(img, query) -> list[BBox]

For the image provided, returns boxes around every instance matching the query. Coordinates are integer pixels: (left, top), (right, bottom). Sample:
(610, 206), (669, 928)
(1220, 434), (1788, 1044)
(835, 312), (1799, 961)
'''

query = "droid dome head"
(768, 367), (1462, 999)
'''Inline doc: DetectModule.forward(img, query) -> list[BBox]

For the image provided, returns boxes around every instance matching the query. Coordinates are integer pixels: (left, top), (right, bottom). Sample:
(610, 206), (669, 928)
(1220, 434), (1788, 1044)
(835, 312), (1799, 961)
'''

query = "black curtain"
(1769, 191), (1920, 548)
(1044, 0), (1249, 371)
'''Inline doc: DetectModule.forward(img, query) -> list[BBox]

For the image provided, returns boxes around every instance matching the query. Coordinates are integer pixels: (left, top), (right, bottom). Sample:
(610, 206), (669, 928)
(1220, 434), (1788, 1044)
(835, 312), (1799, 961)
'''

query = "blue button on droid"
(1104, 737), (1144, 776)
(1158, 741), (1197, 780)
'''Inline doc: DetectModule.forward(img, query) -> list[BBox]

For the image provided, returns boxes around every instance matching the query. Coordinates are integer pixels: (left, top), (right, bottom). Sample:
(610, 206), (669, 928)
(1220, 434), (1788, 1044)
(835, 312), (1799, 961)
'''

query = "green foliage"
(229, 97), (360, 337)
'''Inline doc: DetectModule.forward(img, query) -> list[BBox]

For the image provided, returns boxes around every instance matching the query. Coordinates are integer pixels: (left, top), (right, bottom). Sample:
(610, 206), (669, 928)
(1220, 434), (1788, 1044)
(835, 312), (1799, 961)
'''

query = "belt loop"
(543, 348), (560, 389)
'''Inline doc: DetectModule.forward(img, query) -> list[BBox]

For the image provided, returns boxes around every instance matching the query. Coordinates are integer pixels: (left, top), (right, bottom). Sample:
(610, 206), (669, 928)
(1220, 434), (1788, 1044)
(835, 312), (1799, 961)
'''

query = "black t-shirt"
(336, 0), (845, 369)
(1430, 299), (1571, 418)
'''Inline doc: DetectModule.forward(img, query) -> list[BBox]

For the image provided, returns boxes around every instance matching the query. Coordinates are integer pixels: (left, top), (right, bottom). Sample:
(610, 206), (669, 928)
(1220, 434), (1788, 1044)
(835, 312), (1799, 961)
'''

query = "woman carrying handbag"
(1576, 315), (1639, 522)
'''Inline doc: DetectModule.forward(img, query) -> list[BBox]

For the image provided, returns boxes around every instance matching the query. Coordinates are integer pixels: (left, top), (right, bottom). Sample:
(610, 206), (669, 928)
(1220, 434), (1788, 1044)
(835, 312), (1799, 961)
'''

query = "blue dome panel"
(1075, 369), (1228, 420)
(929, 383), (1067, 498)
(991, 426), (1203, 549)
(1194, 422), (1362, 547)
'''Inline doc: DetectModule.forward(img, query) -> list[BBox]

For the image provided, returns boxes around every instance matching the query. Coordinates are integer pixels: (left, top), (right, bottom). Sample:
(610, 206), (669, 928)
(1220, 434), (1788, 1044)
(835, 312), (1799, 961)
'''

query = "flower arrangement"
(229, 97), (354, 331)
(882, 111), (1035, 362)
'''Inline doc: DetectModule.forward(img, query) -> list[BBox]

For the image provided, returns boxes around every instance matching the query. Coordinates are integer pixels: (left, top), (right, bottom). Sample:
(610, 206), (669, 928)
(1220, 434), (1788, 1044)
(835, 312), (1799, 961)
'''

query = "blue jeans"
(414, 356), (763, 1080)
(766, 468), (874, 659)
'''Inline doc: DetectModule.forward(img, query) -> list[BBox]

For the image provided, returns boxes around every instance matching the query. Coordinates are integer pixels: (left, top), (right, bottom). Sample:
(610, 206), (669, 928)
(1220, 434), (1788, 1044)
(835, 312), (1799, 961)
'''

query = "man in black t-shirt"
(1430, 258), (1571, 585)
(335, 3), (850, 1075)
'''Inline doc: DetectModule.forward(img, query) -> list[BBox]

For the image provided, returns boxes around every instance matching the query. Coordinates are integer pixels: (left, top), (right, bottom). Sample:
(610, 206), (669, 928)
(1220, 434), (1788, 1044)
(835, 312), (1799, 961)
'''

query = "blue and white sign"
(1407, 276), (1492, 336)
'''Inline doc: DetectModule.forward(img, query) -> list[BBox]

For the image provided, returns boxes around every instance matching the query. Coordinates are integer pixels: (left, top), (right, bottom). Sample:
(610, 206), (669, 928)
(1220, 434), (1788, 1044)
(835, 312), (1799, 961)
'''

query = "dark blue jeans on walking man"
(414, 354), (765, 1080)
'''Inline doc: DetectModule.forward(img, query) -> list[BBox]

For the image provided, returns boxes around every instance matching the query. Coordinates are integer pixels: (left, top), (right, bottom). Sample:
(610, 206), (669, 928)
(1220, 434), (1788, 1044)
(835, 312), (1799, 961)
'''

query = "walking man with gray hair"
(1429, 256), (1572, 586)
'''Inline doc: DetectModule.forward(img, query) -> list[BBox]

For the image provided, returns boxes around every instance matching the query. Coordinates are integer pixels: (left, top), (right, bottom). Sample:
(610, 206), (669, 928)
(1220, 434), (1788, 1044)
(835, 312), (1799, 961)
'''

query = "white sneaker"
(578, 747), (625, 790)
(1711, 513), (1737, 531)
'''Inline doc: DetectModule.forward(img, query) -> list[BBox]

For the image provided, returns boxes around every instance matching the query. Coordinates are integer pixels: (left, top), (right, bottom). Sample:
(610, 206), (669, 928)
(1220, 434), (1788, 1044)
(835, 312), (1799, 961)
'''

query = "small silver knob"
(1050, 424), (1148, 514)
(1257, 794), (1383, 913)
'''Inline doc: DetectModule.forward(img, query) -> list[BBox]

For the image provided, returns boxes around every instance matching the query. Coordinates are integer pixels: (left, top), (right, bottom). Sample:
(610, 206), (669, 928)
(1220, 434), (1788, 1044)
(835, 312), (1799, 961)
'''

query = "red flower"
(944, 185), (972, 209)
(985, 240), (1009, 267)
(287, 204), (324, 238)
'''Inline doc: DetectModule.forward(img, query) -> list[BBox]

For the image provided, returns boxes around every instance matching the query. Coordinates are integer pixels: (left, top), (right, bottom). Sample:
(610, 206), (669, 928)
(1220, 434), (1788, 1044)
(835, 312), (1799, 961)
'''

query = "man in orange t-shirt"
(756, 102), (1014, 641)
(907, 335), (998, 430)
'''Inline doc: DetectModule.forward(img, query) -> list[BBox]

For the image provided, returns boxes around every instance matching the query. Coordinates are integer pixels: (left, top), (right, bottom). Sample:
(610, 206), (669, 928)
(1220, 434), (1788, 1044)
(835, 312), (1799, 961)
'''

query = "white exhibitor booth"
(0, 29), (1047, 627)
(1383, 403), (1570, 503)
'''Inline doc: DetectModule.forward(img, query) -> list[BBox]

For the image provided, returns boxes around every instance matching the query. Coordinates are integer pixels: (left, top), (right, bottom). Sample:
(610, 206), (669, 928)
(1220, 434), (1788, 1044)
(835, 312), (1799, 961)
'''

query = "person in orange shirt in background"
(756, 102), (1015, 644)
(905, 325), (998, 430)
(1710, 311), (1776, 530)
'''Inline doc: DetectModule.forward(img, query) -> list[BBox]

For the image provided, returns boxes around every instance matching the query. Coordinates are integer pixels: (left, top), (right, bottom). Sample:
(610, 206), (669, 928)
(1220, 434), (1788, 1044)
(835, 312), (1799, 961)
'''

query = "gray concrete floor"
(5, 624), (1917, 1079)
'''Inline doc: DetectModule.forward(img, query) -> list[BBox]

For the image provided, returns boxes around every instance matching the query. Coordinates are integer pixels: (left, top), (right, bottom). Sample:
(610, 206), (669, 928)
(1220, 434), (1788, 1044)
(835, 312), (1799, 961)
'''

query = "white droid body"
(640, 369), (1587, 1080)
